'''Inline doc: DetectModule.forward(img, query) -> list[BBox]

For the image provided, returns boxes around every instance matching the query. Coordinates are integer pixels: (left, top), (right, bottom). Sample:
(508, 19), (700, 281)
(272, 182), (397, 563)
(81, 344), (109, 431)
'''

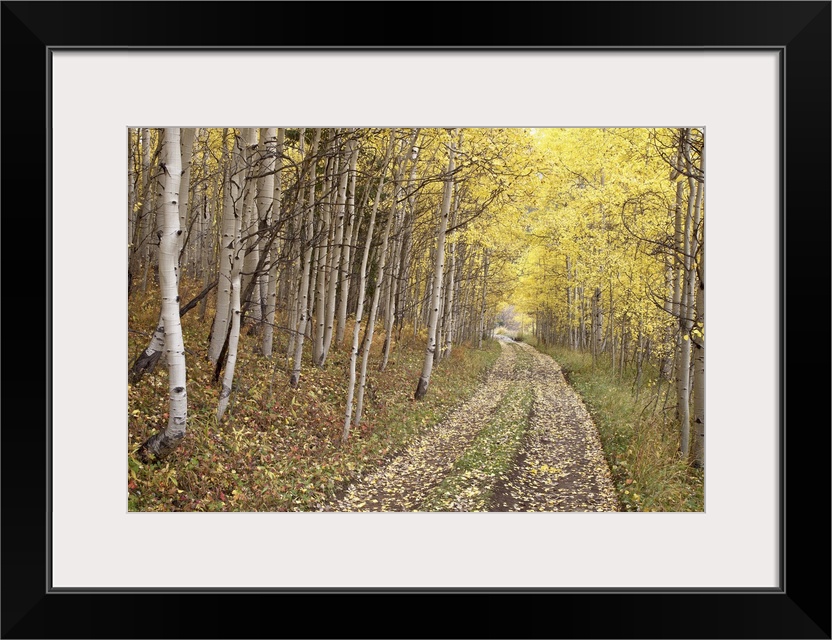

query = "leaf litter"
(318, 339), (619, 512)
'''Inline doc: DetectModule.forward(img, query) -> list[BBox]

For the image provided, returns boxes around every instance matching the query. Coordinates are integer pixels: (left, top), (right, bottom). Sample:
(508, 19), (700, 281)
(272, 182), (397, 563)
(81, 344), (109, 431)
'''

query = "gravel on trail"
(318, 339), (619, 512)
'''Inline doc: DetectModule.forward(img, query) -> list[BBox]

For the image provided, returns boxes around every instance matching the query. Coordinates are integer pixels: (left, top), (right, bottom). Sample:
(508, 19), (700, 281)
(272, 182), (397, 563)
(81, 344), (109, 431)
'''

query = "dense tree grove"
(128, 126), (704, 478)
(514, 128), (704, 466)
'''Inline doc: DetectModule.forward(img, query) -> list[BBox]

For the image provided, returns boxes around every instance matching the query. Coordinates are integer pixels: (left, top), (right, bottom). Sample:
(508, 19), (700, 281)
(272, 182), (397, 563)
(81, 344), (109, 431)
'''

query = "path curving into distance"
(318, 338), (619, 512)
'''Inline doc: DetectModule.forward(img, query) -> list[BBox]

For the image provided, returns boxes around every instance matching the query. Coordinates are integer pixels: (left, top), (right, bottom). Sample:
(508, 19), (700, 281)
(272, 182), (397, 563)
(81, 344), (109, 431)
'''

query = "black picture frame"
(2, 2), (829, 638)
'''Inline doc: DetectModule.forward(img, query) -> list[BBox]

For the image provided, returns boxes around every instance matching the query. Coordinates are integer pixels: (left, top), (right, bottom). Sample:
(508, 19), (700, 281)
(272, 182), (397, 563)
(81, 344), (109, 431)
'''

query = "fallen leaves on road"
(319, 340), (619, 512)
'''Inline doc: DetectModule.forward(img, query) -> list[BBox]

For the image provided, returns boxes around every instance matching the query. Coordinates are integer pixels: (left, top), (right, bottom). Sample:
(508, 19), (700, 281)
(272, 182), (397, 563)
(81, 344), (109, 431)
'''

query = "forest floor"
(318, 338), (620, 512)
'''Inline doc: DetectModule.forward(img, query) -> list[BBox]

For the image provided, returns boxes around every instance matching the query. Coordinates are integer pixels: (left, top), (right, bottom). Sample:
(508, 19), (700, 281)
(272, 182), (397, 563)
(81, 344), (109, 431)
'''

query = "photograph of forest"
(127, 127), (704, 513)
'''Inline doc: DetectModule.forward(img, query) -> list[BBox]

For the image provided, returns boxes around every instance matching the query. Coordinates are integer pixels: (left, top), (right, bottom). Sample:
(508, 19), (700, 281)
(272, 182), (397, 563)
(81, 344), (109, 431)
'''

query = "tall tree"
(415, 129), (456, 400)
(138, 128), (187, 461)
(343, 133), (396, 441)
(289, 128), (323, 388)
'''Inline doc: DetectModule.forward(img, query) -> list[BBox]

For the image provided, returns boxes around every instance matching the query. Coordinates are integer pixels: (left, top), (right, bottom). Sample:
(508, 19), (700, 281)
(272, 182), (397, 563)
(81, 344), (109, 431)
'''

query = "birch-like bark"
(139, 128), (159, 294)
(128, 130), (138, 280)
(214, 132), (250, 412)
(208, 129), (238, 362)
(442, 188), (459, 360)
(289, 129), (322, 388)
(354, 139), (408, 425)
(138, 128), (186, 461)
(239, 128), (261, 326)
(262, 128), (284, 357)
(692, 218), (705, 467)
(414, 130), (456, 400)
(319, 133), (355, 365)
(129, 128), (154, 294)
(478, 250), (489, 349)
(217, 256), (242, 422)
(335, 143), (361, 346)
(129, 316), (165, 383)
(380, 132), (420, 371)
(177, 128), (196, 261)
(312, 135), (338, 364)
(285, 130), (307, 361)
(343, 134), (396, 442)
(335, 140), (360, 346)
(130, 129), (189, 382)
(252, 128), (277, 333)
(677, 131), (698, 457)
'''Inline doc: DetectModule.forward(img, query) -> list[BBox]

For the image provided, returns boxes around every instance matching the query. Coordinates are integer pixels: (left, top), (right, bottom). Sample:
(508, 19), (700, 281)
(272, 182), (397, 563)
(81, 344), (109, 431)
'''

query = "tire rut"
(318, 339), (619, 512)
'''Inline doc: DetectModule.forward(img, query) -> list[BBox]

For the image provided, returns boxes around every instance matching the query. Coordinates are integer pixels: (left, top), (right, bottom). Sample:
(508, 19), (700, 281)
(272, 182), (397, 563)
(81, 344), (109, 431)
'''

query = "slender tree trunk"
(478, 250), (489, 349)
(354, 138), (407, 425)
(286, 133), (306, 362)
(130, 316), (165, 383)
(677, 131), (698, 458)
(320, 132), (355, 365)
(262, 128), (284, 358)
(253, 128), (277, 336)
(208, 129), (238, 363)
(313, 137), (336, 364)
(692, 224), (705, 468)
(335, 145), (360, 346)
(177, 128), (195, 263)
(344, 133), (396, 441)
(289, 129), (322, 388)
(415, 130), (456, 400)
(442, 188), (459, 360)
(691, 157), (705, 466)
(138, 128), (186, 461)
(217, 259), (242, 421)
(239, 128), (261, 328)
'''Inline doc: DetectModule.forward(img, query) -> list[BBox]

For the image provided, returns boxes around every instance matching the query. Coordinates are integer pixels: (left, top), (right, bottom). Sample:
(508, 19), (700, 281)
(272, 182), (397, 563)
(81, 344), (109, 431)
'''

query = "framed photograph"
(4, 1), (828, 638)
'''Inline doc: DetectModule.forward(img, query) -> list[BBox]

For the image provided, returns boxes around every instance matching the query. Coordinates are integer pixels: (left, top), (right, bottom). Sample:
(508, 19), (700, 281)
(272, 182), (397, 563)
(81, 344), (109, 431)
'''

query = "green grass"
(419, 385), (533, 511)
(524, 336), (703, 512)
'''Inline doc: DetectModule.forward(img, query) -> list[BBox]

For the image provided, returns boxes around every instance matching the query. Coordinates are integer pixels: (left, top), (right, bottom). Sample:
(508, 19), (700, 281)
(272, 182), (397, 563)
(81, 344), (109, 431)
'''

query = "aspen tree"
(208, 129), (239, 363)
(415, 129), (456, 400)
(289, 129), (322, 388)
(215, 131), (254, 420)
(335, 136), (361, 346)
(138, 128), (187, 461)
(343, 133), (396, 442)
(262, 128), (284, 357)
(355, 134), (412, 425)
(319, 132), (355, 366)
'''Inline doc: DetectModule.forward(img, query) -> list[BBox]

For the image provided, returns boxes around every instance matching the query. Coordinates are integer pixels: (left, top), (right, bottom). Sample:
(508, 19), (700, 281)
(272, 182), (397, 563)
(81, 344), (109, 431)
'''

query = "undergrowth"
(521, 336), (704, 512)
(128, 278), (501, 512)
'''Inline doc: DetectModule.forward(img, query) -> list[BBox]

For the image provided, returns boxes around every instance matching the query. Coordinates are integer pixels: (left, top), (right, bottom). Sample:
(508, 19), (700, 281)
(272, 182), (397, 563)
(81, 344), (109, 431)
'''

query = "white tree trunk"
(177, 128), (195, 261)
(478, 250), (489, 349)
(138, 128), (187, 461)
(208, 129), (238, 363)
(320, 133), (356, 364)
(415, 130), (456, 400)
(692, 223), (705, 468)
(692, 148), (705, 467)
(442, 189), (459, 360)
(290, 129), (322, 387)
(285, 130), (307, 361)
(343, 134), (396, 442)
(262, 128), (284, 358)
(217, 260), (242, 422)
(335, 146), (360, 346)
(677, 131), (699, 458)
(239, 128), (261, 326)
(354, 140), (408, 425)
